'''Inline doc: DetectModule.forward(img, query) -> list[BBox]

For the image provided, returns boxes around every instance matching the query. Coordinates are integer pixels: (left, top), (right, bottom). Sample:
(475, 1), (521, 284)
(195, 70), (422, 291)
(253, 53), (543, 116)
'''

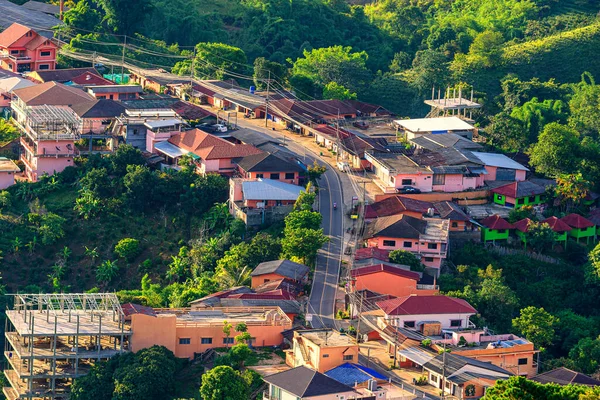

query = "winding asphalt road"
(233, 121), (345, 329)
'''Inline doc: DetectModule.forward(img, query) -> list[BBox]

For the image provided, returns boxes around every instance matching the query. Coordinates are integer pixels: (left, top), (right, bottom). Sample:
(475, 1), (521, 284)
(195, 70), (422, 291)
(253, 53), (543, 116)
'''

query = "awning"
(154, 140), (188, 158)
(468, 166), (488, 175)
(398, 346), (437, 366)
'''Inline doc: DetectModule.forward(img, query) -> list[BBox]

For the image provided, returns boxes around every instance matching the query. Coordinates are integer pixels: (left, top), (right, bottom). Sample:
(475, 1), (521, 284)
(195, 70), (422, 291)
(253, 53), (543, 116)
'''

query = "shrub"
(114, 238), (141, 261)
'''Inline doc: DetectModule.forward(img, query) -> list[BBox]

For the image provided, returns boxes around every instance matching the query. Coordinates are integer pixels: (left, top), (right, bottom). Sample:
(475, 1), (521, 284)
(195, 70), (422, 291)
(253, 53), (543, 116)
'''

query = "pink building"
(365, 152), (433, 193)
(363, 214), (449, 274)
(86, 85), (142, 100)
(162, 128), (263, 175)
(0, 77), (35, 109)
(237, 152), (303, 184)
(471, 152), (528, 181)
(0, 157), (20, 189)
(431, 165), (485, 192)
(0, 23), (58, 73)
(17, 105), (81, 181)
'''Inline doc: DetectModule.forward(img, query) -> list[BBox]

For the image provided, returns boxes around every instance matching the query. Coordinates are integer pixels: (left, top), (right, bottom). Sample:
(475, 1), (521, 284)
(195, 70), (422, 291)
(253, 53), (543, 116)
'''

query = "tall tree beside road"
(189, 43), (248, 80)
(253, 57), (287, 90)
(284, 210), (322, 231)
(281, 226), (329, 266)
(307, 161), (327, 184)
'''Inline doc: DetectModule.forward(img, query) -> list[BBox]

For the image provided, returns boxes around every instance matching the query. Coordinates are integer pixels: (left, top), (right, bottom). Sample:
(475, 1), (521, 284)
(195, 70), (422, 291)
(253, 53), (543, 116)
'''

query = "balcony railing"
(0, 52), (31, 62)
(21, 138), (78, 157)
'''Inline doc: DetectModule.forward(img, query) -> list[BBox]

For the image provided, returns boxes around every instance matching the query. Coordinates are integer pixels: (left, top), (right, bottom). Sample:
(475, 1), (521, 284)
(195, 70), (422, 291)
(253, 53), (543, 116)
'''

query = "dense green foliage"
(70, 346), (179, 400)
(483, 376), (600, 400)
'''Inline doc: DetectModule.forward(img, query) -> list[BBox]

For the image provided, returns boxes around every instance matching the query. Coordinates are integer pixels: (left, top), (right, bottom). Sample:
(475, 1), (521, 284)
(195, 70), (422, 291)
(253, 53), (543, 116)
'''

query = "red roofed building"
(540, 216), (572, 248)
(71, 72), (115, 86)
(0, 23), (57, 73)
(350, 263), (439, 298)
(560, 213), (597, 244)
(480, 215), (513, 243)
(162, 128), (263, 175)
(365, 196), (433, 220)
(354, 247), (390, 262)
(491, 181), (546, 208)
(228, 289), (296, 300)
(376, 295), (477, 335)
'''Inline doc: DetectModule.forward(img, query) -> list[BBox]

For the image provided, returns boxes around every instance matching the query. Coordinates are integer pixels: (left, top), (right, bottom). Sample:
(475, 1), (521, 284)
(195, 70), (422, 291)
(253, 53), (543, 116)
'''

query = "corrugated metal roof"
(471, 151), (530, 171)
(155, 140), (189, 158)
(242, 179), (303, 201)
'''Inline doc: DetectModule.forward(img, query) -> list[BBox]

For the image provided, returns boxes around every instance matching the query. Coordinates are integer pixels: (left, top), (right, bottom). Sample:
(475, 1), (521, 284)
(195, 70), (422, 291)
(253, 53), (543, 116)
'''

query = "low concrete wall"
(374, 189), (490, 203)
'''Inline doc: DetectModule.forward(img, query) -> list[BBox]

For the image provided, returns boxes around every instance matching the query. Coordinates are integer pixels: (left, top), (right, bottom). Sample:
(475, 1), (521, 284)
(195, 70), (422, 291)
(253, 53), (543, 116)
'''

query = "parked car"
(336, 161), (350, 172)
(397, 186), (421, 194)
(353, 121), (369, 130)
(213, 124), (228, 133)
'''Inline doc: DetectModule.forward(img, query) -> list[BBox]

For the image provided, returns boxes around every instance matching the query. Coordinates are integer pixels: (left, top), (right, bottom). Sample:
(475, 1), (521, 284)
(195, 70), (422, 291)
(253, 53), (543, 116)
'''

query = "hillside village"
(0, 0), (600, 398)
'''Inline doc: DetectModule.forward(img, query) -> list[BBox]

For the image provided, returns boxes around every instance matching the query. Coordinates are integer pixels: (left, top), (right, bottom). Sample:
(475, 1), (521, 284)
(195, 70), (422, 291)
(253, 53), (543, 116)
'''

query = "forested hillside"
(57, 0), (600, 116)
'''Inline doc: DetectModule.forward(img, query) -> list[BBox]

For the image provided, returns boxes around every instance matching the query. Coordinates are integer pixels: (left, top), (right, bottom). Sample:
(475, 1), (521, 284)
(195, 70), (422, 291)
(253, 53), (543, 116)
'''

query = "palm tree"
(96, 260), (119, 283)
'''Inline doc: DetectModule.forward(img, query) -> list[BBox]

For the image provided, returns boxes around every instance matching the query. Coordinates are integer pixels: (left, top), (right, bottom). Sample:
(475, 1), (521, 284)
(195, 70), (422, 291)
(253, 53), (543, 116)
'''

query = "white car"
(336, 161), (350, 172)
(213, 124), (228, 133)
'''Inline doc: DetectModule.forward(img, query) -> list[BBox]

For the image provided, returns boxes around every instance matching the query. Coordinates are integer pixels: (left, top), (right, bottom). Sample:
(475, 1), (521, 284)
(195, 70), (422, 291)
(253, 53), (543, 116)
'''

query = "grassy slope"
(0, 186), (187, 293)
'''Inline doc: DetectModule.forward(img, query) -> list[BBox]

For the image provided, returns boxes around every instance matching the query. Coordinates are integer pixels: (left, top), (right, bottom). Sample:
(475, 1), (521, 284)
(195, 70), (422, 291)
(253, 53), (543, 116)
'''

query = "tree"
(71, 346), (178, 400)
(409, 50), (449, 93)
(284, 210), (322, 231)
(223, 321), (233, 348)
(469, 30), (504, 67)
(555, 173), (590, 211)
(485, 111), (528, 153)
(79, 168), (112, 198)
(388, 250), (424, 272)
(229, 343), (252, 369)
(507, 205), (535, 223)
(322, 82), (357, 100)
(568, 336), (600, 375)
(281, 227), (328, 266)
(111, 145), (145, 176)
(200, 365), (249, 400)
(62, 0), (102, 32)
(253, 57), (287, 90)
(569, 74), (600, 137)
(528, 123), (581, 177)
(291, 46), (371, 94)
(389, 51), (412, 73)
(589, 243), (600, 280)
(95, 0), (153, 35)
(191, 43), (248, 80)
(482, 376), (591, 400)
(511, 97), (568, 144)
(476, 266), (519, 331)
(114, 238), (141, 261)
(526, 222), (557, 252)
(307, 161), (327, 183)
(123, 165), (157, 210)
(96, 260), (119, 284)
(512, 306), (558, 349)
(294, 188), (316, 211)
(37, 213), (66, 245)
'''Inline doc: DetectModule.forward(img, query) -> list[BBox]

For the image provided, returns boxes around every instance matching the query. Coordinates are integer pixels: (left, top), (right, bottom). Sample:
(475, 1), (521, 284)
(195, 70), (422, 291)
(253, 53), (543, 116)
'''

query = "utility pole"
(189, 47), (196, 92)
(335, 109), (341, 161)
(355, 291), (363, 345)
(92, 51), (96, 69)
(121, 35), (127, 83)
(441, 341), (446, 399)
(264, 71), (271, 128)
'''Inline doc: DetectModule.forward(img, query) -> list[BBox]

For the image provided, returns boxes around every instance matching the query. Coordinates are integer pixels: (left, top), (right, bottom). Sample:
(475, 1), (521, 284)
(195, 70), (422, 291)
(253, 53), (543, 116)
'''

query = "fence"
(486, 244), (560, 264)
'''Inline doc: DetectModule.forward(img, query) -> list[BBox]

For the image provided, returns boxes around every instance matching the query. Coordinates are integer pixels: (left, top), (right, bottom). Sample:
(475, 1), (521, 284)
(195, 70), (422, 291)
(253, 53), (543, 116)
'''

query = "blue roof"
(325, 363), (387, 386)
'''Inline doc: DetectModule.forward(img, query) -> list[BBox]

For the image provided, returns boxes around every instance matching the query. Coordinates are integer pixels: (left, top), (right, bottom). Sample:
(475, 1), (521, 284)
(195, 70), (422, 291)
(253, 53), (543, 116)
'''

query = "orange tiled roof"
(0, 23), (31, 48)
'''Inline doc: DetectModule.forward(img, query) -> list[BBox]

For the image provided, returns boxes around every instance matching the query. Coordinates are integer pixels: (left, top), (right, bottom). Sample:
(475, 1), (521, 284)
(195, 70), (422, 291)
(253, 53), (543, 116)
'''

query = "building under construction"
(3, 293), (131, 400)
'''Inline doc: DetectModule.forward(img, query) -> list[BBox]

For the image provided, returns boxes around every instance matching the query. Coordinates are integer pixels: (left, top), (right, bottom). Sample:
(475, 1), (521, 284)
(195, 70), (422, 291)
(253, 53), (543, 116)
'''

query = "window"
(285, 172), (295, 180)
(401, 179), (412, 185)
(496, 195), (503, 201)
(404, 321), (415, 328)
(179, 338), (191, 345)
(201, 338), (213, 344)
(40, 51), (51, 56)
(424, 257), (434, 262)
(223, 338), (234, 344)
(450, 320), (462, 327)
(382, 240), (396, 247)
(497, 229), (506, 234)
(430, 374), (439, 384)
(256, 173), (263, 179)
(427, 243), (437, 249)
(38, 64), (49, 70)
(119, 94), (127, 100)
(529, 196), (537, 202)
(343, 355), (354, 361)
(322, 354), (329, 358)
(97, 95), (106, 100)
(433, 174), (445, 185)
(518, 358), (528, 365)
(133, 129), (139, 135)
(263, 279), (270, 283)
(10, 50), (19, 55)
(451, 222), (458, 228)
(270, 173), (280, 180)
(403, 241), (412, 248)
(516, 198), (523, 205)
